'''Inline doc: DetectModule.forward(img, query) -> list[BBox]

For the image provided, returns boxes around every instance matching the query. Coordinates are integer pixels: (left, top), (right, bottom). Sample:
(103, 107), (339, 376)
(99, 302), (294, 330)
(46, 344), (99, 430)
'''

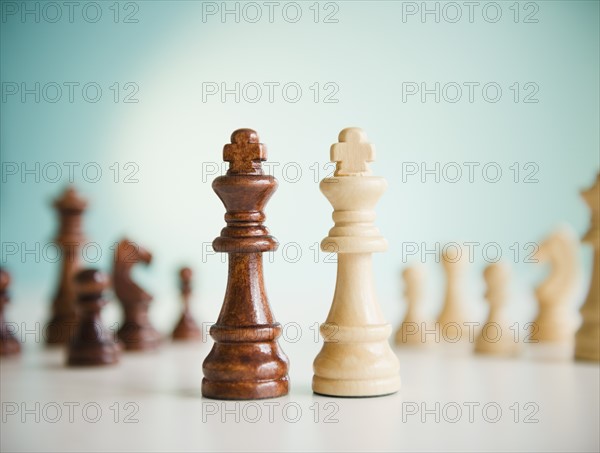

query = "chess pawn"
(437, 247), (469, 341)
(67, 269), (120, 366)
(113, 239), (161, 351)
(475, 262), (519, 356)
(576, 173), (600, 361)
(0, 268), (21, 357)
(202, 129), (289, 400)
(312, 127), (401, 397)
(394, 265), (430, 346)
(172, 267), (201, 341)
(46, 186), (87, 344)
(531, 227), (580, 342)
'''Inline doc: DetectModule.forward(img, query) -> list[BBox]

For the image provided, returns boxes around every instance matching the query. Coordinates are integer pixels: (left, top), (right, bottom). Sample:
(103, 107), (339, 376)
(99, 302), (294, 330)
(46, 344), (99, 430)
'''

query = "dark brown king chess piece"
(202, 128), (290, 400)
(0, 268), (21, 357)
(172, 267), (201, 341)
(113, 239), (161, 350)
(46, 186), (87, 344)
(67, 269), (120, 366)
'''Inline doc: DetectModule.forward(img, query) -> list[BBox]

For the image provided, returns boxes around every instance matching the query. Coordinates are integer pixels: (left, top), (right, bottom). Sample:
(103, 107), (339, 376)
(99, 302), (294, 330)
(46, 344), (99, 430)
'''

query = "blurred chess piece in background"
(475, 262), (519, 357)
(0, 268), (21, 357)
(395, 265), (431, 346)
(575, 173), (600, 361)
(172, 267), (201, 341)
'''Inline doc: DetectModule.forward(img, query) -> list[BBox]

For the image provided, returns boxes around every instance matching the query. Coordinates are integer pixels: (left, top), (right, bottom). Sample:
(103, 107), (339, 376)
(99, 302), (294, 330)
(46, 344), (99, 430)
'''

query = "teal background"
(1, 0), (599, 329)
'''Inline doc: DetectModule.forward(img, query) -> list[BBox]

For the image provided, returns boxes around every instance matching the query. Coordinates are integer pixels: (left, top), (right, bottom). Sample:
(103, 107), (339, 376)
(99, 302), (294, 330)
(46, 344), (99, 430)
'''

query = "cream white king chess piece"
(475, 262), (519, 356)
(312, 127), (401, 397)
(575, 173), (600, 361)
(531, 226), (581, 342)
(395, 265), (430, 346)
(437, 247), (469, 341)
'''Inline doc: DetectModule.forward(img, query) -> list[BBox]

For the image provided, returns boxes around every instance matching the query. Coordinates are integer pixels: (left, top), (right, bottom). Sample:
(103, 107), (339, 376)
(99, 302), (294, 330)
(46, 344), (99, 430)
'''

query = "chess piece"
(312, 127), (401, 397)
(46, 186), (87, 344)
(113, 239), (161, 351)
(475, 262), (519, 356)
(531, 227), (581, 342)
(394, 265), (430, 346)
(0, 268), (21, 357)
(576, 174), (600, 361)
(67, 269), (120, 366)
(172, 267), (201, 341)
(437, 246), (469, 341)
(202, 129), (289, 400)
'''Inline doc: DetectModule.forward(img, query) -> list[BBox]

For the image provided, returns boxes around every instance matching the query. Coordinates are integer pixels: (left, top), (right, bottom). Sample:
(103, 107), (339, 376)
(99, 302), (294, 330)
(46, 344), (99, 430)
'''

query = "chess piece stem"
(312, 127), (401, 397)
(395, 265), (429, 346)
(46, 186), (87, 344)
(67, 269), (120, 366)
(202, 128), (289, 400)
(0, 268), (21, 357)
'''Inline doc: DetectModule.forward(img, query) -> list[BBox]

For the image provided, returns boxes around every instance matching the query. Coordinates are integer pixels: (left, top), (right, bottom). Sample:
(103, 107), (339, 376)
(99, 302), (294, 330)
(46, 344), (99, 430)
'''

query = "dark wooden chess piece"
(0, 268), (21, 357)
(113, 239), (161, 351)
(67, 269), (120, 366)
(202, 128), (290, 400)
(172, 267), (201, 341)
(46, 186), (87, 344)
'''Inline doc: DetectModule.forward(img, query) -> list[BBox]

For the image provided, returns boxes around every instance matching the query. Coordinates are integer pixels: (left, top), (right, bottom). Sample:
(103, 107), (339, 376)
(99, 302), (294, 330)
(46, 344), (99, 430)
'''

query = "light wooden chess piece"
(475, 262), (519, 356)
(531, 226), (581, 342)
(312, 127), (401, 397)
(437, 247), (469, 341)
(575, 173), (600, 361)
(394, 265), (430, 346)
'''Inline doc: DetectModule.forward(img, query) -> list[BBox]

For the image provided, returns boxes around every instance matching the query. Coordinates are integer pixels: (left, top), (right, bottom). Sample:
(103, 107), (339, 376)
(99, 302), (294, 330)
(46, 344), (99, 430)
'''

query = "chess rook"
(532, 227), (580, 342)
(0, 268), (21, 357)
(576, 174), (600, 361)
(172, 267), (201, 340)
(46, 186), (87, 344)
(475, 262), (519, 356)
(312, 127), (401, 397)
(202, 128), (289, 400)
(67, 269), (120, 366)
(113, 239), (161, 351)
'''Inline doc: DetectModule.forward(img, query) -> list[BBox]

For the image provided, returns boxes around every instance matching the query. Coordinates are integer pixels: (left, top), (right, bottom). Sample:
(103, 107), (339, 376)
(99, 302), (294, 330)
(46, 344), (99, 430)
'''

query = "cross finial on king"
(330, 127), (375, 176)
(223, 128), (266, 175)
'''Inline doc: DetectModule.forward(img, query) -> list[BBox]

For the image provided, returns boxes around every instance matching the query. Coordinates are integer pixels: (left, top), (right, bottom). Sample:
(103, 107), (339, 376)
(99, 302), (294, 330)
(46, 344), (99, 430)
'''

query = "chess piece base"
(202, 329), (289, 400)
(45, 314), (78, 344)
(202, 377), (289, 400)
(68, 342), (120, 366)
(118, 322), (161, 351)
(172, 314), (202, 341)
(575, 328), (600, 361)
(313, 323), (401, 397)
(0, 336), (21, 356)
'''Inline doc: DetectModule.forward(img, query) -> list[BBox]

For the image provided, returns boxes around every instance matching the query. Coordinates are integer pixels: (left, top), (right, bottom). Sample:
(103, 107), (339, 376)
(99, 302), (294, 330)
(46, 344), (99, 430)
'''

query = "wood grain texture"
(0, 268), (20, 357)
(46, 186), (87, 344)
(67, 269), (120, 366)
(202, 128), (289, 400)
(172, 267), (201, 341)
(313, 127), (400, 397)
(113, 239), (161, 351)
(576, 173), (600, 361)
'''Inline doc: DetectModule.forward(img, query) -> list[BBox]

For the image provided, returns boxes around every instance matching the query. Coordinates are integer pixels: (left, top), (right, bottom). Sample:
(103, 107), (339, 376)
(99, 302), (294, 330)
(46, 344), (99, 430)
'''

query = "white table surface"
(1, 331), (598, 453)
